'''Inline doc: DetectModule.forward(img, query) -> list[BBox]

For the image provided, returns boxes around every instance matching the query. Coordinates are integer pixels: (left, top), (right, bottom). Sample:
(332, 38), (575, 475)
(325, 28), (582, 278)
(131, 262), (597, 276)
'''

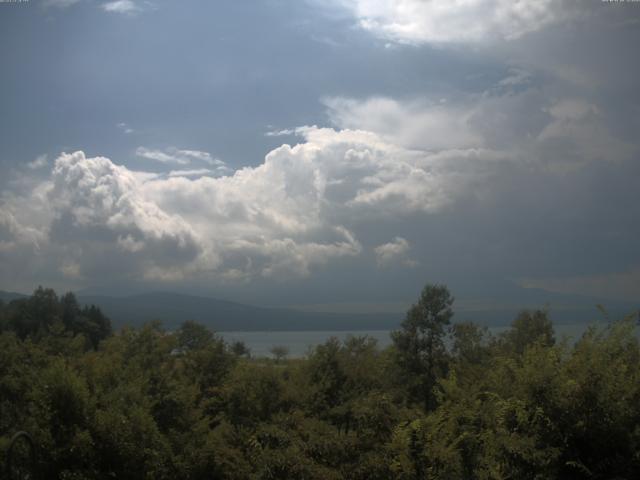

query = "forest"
(1, 285), (639, 479)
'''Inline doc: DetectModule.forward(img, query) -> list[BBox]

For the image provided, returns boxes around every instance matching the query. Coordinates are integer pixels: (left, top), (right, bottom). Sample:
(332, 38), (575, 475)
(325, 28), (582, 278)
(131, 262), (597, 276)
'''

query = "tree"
(392, 283), (454, 411)
(175, 322), (234, 394)
(451, 321), (490, 366)
(2, 289), (111, 349)
(501, 309), (555, 355)
(0, 298), (6, 332)
(60, 292), (81, 332)
(79, 304), (112, 349)
(231, 340), (251, 358)
(7, 286), (61, 339)
(270, 345), (290, 363)
(177, 320), (214, 351)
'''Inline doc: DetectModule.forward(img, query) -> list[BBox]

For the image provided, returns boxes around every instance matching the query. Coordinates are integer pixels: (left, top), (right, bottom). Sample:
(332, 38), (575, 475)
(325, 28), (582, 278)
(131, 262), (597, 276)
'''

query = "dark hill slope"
(77, 292), (400, 332)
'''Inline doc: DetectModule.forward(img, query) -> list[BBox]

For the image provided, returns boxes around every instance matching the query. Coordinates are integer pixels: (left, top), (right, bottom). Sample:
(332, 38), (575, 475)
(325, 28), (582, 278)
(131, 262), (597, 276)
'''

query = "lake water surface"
(221, 323), (600, 358)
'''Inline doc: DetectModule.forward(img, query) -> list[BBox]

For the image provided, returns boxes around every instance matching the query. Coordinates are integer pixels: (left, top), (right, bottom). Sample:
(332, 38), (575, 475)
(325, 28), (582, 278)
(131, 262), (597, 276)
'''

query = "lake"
(220, 322), (602, 358)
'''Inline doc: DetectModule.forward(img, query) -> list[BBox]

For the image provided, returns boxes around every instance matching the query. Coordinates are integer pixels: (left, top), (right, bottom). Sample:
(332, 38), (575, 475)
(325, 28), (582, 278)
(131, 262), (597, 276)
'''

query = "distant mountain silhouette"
(76, 292), (400, 331)
(0, 290), (27, 303)
(66, 290), (640, 331)
(1, 288), (636, 332)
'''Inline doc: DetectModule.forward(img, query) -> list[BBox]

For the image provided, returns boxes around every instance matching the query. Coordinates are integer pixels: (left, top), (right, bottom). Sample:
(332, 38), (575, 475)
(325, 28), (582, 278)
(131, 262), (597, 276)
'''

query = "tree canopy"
(1, 285), (639, 479)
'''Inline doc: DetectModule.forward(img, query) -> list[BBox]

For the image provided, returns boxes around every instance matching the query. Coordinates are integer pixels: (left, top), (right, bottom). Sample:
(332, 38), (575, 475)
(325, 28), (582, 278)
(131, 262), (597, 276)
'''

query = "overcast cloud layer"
(1, 0), (639, 307)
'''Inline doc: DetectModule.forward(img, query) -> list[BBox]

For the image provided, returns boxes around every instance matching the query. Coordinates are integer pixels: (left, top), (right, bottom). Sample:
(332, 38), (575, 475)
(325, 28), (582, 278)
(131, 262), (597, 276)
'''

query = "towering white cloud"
(46, 151), (206, 281)
(0, 122), (496, 285)
(1, 72), (633, 289)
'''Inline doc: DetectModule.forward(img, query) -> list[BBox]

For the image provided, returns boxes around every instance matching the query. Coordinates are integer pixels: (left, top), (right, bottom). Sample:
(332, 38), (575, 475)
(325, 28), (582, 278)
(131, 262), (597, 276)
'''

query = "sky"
(1, 0), (639, 311)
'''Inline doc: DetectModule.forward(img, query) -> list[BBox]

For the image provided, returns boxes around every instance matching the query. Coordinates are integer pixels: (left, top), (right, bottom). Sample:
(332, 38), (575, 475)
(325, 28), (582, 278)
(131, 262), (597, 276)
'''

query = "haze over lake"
(221, 323), (600, 358)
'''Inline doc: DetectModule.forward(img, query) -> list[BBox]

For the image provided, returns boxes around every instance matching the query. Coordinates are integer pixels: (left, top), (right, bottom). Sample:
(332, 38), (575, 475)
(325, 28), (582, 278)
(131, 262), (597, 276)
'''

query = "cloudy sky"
(1, 0), (639, 311)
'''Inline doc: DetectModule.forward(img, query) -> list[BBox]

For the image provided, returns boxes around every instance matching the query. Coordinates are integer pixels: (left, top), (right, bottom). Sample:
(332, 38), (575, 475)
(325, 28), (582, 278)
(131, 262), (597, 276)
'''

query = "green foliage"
(451, 321), (490, 366)
(221, 363), (288, 427)
(231, 340), (251, 358)
(1, 285), (640, 479)
(177, 320), (214, 351)
(500, 309), (555, 355)
(2, 287), (111, 349)
(270, 345), (290, 363)
(391, 283), (454, 410)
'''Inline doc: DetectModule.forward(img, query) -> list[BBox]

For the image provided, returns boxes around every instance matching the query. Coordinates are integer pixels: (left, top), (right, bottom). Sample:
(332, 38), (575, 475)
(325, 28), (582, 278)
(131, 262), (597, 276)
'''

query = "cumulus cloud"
(374, 237), (417, 268)
(44, 151), (206, 281)
(324, 96), (483, 150)
(1, 122), (497, 286)
(332, 0), (576, 44)
(0, 210), (44, 253)
(2, 74), (633, 288)
(325, 88), (635, 172)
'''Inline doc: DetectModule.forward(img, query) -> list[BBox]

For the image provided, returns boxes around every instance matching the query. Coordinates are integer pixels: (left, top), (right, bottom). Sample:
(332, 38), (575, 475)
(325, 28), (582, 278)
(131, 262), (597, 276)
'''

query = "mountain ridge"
(1, 288), (636, 332)
(76, 291), (399, 332)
